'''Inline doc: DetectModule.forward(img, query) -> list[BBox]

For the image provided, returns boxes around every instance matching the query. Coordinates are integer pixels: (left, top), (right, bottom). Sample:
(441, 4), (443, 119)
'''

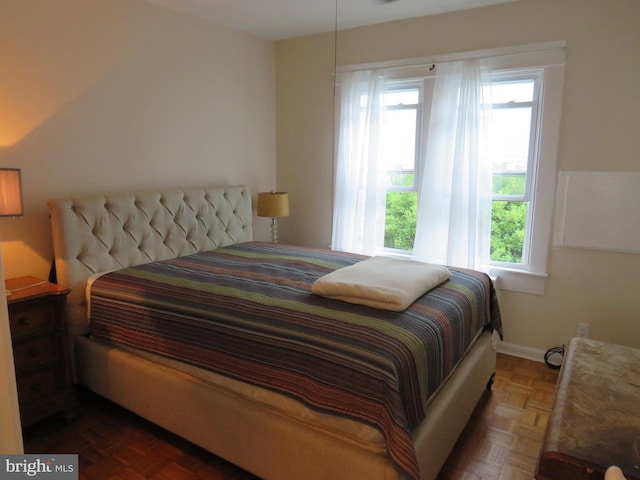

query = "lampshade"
(0, 168), (24, 217)
(257, 191), (289, 218)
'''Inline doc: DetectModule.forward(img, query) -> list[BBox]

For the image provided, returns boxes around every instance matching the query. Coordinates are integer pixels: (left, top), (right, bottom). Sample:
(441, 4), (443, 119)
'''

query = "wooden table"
(536, 338), (640, 480)
(6, 276), (76, 426)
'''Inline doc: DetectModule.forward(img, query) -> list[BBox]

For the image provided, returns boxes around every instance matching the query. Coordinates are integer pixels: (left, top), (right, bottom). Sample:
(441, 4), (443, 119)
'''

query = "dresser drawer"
(8, 303), (55, 338)
(17, 367), (60, 405)
(6, 277), (75, 426)
(12, 335), (57, 371)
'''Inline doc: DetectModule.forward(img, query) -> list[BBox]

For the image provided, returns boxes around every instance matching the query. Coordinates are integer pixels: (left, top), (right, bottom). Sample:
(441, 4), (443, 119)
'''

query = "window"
(334, 43), (565, 294)
(379, 85), (420, 252)
(488, 72), (540, 267)
(375, 72), (544, 267)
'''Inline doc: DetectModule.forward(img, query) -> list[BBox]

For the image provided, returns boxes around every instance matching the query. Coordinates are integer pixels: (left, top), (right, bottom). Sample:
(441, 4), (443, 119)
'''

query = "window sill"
(489, 266), (547, 295)
(383, 250), (548, 295)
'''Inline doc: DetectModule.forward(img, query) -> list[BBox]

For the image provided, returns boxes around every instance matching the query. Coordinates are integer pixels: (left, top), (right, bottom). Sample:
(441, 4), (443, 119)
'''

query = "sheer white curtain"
(331, 69), (388, 255)
(413, 60), (492, 271)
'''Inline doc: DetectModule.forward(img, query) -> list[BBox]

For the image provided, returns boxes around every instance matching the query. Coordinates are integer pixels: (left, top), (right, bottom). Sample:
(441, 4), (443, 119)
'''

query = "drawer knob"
(28, 348), (40, 358)
(18, 316), (31, 326)
(30, 383), (43, 393)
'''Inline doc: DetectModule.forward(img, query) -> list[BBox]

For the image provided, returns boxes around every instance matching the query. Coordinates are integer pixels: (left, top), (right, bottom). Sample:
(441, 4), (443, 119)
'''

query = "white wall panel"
(554, 171), (640, 254)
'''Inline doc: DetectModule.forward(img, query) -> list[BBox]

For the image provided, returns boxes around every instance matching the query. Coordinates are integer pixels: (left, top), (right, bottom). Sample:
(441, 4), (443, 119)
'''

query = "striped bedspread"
(89, 242), (502, 480)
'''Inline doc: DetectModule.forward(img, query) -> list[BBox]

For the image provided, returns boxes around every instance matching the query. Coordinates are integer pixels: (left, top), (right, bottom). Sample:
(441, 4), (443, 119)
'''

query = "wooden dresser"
(536, 338), (640, 480)
(6, 276), (77, 427)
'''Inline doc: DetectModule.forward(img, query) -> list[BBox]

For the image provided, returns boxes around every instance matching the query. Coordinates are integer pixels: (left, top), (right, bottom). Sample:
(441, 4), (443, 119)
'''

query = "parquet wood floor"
(22, 354), (558, 479)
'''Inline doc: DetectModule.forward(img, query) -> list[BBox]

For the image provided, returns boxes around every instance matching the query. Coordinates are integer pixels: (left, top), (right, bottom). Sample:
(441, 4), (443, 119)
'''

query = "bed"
(48, 184), (502, 480)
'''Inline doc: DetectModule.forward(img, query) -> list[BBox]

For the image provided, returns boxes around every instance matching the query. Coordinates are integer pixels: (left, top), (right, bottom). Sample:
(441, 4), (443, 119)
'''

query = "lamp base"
(270, 217), (279, 243)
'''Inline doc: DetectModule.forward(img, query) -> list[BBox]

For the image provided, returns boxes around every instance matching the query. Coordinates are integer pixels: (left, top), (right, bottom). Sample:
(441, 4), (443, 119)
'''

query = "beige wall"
(0, 0), (277, 281)
(275, 0), (640, 354)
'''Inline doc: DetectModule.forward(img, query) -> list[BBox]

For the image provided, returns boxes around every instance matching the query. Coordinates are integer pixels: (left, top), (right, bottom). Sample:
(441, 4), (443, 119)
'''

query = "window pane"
(493, 172), (526, 196)
(384, 191), (417, 251)
(490, 107), (532, 176)
(489, 80), (534, 103)
(380, 108), (417, 183)
(360, 89), (419, 108)
(490, 200), (528, 264)
(384, 89), (419, 107)
(388, 172), (415, 188)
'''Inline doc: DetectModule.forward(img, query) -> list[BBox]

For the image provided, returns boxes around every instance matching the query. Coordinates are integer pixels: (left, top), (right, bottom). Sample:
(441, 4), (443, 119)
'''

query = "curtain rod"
(336, 40), (567, 74)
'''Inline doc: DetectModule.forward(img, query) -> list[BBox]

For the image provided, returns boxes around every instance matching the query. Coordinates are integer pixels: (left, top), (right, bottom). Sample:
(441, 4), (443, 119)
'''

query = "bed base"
(75, 330), (495, 480)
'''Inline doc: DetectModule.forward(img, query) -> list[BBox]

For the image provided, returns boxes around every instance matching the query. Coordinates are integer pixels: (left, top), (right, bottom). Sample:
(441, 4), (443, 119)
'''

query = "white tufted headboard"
(48, 185), (253, 336)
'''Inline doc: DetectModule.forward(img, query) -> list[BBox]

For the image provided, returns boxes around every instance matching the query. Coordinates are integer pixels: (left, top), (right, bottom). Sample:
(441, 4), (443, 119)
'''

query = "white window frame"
(379, 80), (422, 256)
(486, 46), (565, 294)
(335, 42), (566, 294)
(488, 69), (541, 270)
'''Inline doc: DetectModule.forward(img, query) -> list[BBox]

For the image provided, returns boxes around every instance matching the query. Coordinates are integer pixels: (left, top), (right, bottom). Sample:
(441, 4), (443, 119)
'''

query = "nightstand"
(6, 276), (77, 427)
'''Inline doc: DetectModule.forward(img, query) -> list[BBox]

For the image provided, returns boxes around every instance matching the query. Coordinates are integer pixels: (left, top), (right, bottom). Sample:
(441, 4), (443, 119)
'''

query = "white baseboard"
(496, 341), (546, 363)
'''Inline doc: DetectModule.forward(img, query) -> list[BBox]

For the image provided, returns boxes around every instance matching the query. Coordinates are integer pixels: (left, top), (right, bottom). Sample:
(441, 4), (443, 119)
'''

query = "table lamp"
(0, 168), (23, 218)
(257, 191), (289, 243)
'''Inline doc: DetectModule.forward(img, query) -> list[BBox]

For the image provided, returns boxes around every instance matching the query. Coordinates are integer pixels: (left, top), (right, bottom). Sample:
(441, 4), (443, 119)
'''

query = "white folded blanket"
(311, 256), (452, 311)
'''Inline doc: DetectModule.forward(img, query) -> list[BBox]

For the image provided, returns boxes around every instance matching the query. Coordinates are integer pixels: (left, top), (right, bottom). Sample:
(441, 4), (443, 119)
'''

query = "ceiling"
(144, 0), (518, 40)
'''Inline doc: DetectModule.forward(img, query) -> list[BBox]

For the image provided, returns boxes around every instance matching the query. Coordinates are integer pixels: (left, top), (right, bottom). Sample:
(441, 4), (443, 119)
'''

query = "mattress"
(88, 242), (502, 479)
